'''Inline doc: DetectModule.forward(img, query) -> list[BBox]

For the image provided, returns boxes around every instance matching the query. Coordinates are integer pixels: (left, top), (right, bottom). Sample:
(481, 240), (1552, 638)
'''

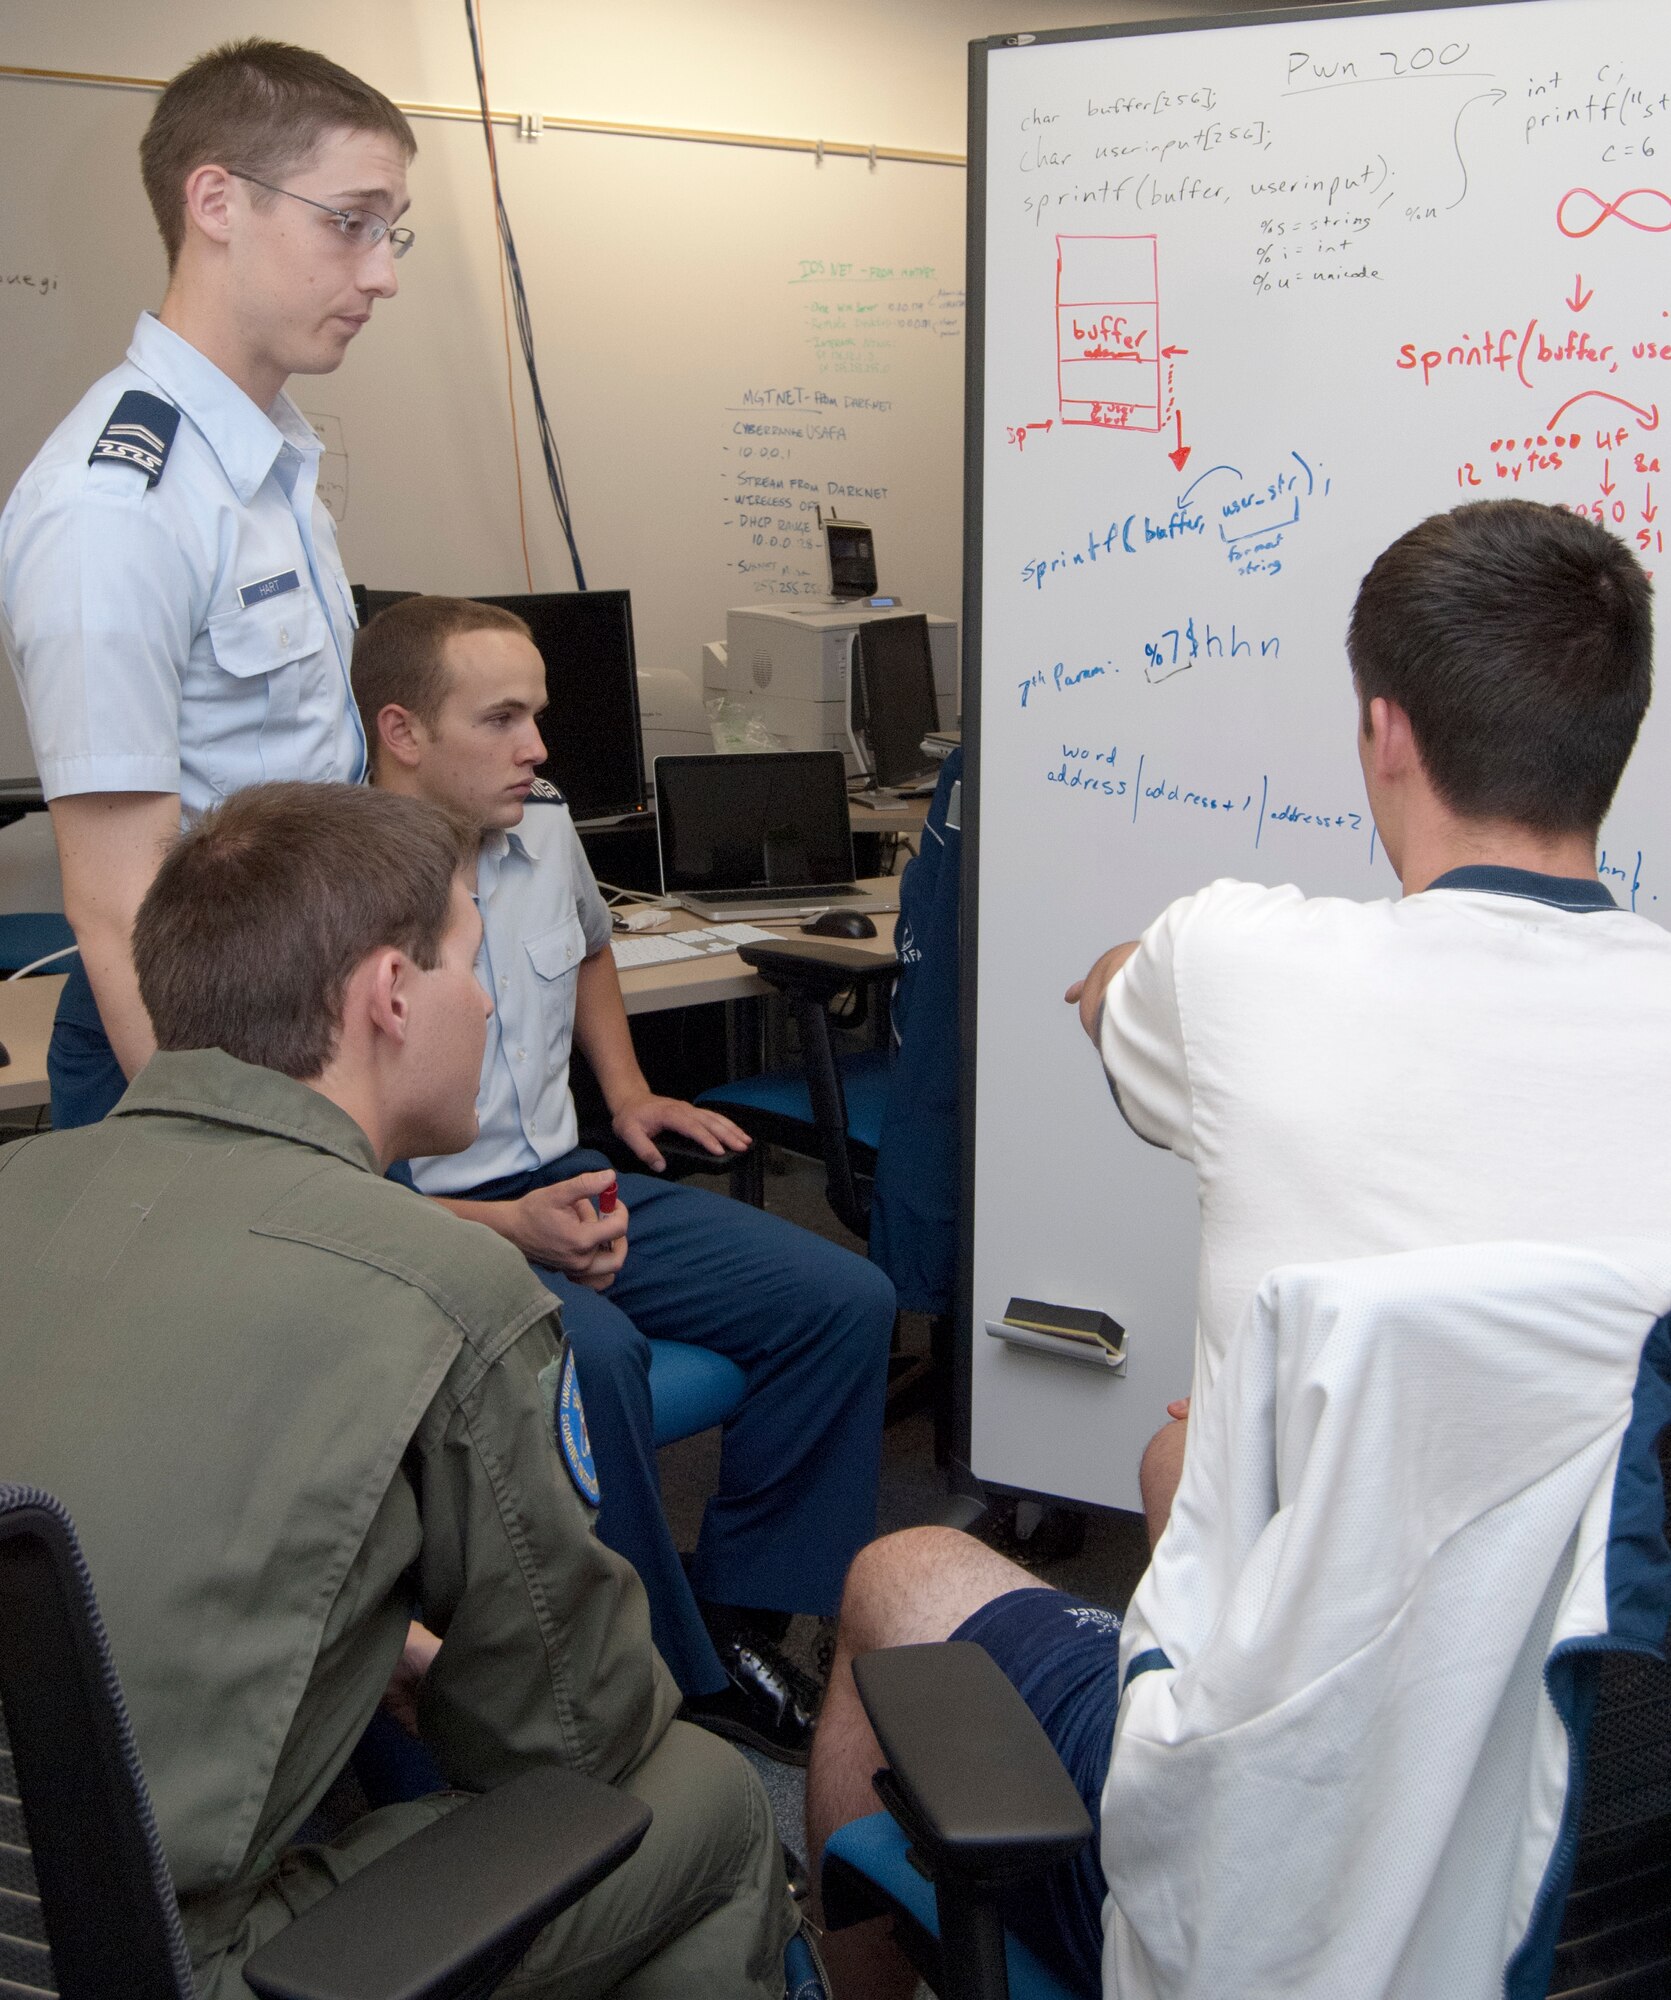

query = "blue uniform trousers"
(459, 1147), (895, 1697)
(48, 958), (127, 1130)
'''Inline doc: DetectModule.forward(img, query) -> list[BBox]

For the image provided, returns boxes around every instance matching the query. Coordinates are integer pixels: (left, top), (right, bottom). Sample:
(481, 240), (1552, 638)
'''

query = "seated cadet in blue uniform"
(352, 594), (897, 1762)
(0, 40), (417, 1129)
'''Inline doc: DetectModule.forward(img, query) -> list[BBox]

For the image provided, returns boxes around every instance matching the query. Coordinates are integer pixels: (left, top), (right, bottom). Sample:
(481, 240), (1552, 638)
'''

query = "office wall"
(0, 0), (1254, 907)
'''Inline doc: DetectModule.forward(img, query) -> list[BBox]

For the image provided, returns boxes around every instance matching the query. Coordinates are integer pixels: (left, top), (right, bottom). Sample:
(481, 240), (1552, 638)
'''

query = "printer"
(709, 603), (958, 771)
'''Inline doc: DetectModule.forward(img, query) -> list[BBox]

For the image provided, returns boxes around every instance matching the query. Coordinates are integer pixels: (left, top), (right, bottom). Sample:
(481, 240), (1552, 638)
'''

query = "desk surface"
(0, 893), (903, 1111)
(0, 972), (63, 1113)
(616, 882), (901, 1016)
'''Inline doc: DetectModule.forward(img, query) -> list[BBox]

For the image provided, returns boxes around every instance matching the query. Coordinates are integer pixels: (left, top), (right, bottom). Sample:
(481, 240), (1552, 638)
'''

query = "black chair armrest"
(242, 1766), (651, 2000)
(854, 1642), (1092, 1887)
(737, 938), (900, 1004)
(579, 1124), (749, 1180)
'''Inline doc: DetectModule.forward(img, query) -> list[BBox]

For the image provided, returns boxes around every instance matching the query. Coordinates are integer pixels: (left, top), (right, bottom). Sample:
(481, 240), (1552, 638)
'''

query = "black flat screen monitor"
(472, 590), (647, 823)
(352, 586), (415, 624)
(826, 519), (877, 599)
(353, 586), (648, 823)
(655, 752), (855, 895)
(852, 614), (940, 790)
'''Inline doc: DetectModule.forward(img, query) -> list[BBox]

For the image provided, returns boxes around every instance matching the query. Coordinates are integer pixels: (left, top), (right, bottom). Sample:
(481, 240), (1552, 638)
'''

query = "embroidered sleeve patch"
(88, 390), (181, 488)
(543, 1346), (601, 1506)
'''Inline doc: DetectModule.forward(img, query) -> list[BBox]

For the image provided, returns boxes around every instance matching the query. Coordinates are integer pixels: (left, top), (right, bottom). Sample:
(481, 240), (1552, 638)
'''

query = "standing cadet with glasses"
(0, 39), (416, 1128)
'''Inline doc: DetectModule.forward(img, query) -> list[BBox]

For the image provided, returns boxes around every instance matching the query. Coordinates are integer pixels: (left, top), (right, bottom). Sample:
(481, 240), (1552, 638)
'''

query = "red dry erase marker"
(599, 1180), (619, 1215)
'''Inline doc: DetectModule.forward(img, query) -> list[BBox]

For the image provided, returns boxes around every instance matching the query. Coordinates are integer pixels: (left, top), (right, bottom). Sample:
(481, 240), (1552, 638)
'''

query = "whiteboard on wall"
(965, 0), (1671, 1511)
(0, 73), (967, 778)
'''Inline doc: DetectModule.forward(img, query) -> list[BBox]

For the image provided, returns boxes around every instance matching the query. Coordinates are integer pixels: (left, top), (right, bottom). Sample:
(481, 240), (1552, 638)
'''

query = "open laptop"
(654, 750), (890, 920)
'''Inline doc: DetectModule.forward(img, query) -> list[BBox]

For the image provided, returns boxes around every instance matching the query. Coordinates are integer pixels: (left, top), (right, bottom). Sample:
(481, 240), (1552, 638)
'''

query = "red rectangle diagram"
(1056, 235), (1161, 432)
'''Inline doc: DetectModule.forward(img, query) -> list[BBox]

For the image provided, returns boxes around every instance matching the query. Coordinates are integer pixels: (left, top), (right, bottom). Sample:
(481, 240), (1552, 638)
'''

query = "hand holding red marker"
(599, 1179), (619, 1215)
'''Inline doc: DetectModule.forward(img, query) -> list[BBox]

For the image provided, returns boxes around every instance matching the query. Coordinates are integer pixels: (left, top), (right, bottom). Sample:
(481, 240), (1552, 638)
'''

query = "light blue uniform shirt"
(0, 313), (364, 811)
(411, 798), (614, 1195)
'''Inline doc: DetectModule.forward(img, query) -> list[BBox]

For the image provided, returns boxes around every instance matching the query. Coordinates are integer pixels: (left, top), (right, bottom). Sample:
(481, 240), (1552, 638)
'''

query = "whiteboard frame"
(956, 0), (1554, 1511)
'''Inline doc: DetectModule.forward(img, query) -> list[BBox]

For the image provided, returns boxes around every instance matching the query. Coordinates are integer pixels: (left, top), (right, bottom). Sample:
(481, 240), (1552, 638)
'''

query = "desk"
(0, 904), (902, 1113)
(0, 973), (63, 1112)
(615, 882), (901, 1017)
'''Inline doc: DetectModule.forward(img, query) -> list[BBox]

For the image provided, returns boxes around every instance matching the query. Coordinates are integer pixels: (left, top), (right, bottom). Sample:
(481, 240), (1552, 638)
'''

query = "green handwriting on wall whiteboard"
(791, 260), (940, 283)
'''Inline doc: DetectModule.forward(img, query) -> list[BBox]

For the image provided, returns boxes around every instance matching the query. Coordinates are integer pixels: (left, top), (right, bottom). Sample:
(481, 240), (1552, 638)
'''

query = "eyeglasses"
(229, 172), (415, 258)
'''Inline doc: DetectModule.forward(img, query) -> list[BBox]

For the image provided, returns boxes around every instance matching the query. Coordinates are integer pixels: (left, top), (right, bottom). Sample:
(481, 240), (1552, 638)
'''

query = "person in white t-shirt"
(804, 498), (1671, 2000)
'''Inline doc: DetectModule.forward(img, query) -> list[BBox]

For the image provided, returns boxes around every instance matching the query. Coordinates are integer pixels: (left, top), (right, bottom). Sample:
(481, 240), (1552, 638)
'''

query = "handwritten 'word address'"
(1046, 740), (1373, 856)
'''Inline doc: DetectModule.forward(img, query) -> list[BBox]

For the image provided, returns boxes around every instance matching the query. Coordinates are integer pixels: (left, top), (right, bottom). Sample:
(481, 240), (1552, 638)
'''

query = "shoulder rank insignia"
(88, 390), (181, 487)
(528, 776), (566, 804)
(555, 1347), (600, 1506)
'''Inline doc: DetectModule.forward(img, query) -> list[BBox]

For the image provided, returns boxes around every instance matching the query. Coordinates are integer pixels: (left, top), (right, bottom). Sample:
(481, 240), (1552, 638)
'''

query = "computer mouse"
(803, 910), (878, 940)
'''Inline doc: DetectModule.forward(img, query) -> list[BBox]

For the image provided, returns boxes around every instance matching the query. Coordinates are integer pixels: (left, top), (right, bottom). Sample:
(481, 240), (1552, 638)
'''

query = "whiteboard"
(965, 0), (1671, 1511)
(0, 72), (967, 780)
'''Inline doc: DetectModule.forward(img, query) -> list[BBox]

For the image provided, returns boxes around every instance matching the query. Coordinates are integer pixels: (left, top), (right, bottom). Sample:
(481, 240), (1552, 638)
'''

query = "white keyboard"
(610, 933), (704, 969)
(610, 922), (782, 970)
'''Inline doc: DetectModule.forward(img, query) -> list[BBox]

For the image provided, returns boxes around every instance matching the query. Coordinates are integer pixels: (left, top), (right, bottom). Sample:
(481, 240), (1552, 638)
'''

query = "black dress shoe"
(681, 1636), (817, 1765)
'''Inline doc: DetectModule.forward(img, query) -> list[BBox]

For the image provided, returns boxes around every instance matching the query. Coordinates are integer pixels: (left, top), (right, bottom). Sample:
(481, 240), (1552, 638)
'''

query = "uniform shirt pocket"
(525, 913), (588, 1056)
(200, 593), (322, 791)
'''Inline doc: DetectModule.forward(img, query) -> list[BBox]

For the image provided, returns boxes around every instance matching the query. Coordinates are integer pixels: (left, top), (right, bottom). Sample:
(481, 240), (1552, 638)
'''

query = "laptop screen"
(655, 752), (856, 894)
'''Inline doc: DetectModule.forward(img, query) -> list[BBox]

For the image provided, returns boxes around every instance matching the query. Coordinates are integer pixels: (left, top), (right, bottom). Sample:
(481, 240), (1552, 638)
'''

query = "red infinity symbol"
(1556, 186), (1671, 239)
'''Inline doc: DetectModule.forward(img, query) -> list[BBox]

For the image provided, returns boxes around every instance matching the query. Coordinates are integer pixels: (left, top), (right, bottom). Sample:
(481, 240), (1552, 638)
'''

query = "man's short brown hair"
(352, 597), (534, 775)
(140, 39), (416, 269)
(134, 782), (473, 1081)
(1347, 500), (1652, 834)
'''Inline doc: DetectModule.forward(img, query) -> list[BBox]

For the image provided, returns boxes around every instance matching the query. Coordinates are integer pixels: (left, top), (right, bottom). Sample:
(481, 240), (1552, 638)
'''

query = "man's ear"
(360, 948), (411, 1049)
(1363, 694), (1418, 786)
(181, 163), (237, 248)
(377, 704), (427, 775)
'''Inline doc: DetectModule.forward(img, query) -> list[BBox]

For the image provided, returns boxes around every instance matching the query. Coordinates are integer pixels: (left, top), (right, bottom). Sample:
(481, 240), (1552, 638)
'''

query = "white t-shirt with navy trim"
(1100, 868), (1671, 1391)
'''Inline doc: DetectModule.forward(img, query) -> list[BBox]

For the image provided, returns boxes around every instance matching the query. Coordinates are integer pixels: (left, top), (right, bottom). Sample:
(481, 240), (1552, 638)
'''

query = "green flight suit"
(0, 1050), (796, 1997)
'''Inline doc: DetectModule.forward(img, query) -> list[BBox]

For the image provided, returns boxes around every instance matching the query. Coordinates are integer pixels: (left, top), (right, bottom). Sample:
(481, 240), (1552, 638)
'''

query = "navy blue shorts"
(948, 1586), (1123, 1997)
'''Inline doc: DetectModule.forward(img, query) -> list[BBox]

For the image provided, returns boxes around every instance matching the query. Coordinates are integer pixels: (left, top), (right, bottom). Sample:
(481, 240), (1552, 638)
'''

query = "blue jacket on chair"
(868, 748), (961, 1314)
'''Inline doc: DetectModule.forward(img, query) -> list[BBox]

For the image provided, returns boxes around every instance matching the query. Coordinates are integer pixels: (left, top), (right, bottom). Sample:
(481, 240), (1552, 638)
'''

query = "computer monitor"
(851, 614), (941, 791)
(826, 519), (878, 600)
(655, 751), (855, 901)
(353, 585), (649, 824)
(471, 591), (648, 824)
(351, 585), (416, 625)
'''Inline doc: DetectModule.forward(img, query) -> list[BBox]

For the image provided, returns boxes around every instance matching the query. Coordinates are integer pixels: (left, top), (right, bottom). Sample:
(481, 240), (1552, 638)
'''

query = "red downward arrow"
(1600, 458), (1616, 496)
(1168, 409), (1192, 472)
(1645, 484), (1659, 523)
(1567, 274), (1594, 312)
(1161, 344), (1190, 357)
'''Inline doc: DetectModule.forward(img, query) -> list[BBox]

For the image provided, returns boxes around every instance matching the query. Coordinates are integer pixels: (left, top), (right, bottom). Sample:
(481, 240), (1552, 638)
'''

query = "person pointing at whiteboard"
(1064, 497), (1671, 1543)
(806, 500), (1671, 2000)
(0, 39), (414, 1127)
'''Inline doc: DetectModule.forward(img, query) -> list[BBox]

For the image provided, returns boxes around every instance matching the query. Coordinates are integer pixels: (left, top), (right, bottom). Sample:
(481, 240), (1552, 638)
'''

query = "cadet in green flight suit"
(0, 781), (796, 1998)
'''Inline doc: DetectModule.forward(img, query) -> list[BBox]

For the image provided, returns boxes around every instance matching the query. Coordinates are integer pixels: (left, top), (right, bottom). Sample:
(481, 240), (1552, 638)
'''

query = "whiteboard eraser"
(986, 1297), (1126, 1372)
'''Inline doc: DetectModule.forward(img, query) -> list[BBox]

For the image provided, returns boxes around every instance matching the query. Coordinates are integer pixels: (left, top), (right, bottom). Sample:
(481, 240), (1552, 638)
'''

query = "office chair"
(695, 939), (899, 1240)
(689, 940), (927, 1446)
(0, 1483), (651, 2000)
(0, 912), (74, 978)
(696, 749), (963, 1457)
(822, 1246), (1671, 2000)
(693, 748), (964, 1245)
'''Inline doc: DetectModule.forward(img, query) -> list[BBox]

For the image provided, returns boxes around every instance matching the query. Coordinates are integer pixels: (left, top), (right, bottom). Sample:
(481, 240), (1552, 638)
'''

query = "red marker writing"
(599, 1179), (619, 1215)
